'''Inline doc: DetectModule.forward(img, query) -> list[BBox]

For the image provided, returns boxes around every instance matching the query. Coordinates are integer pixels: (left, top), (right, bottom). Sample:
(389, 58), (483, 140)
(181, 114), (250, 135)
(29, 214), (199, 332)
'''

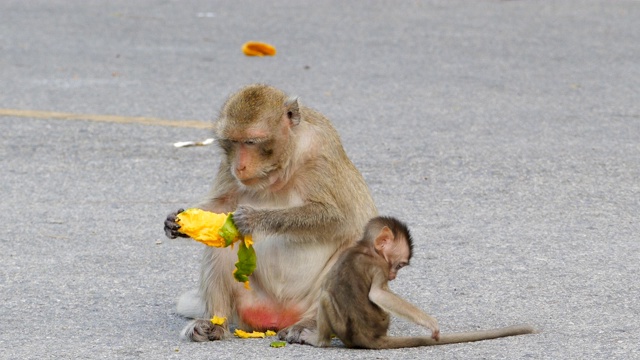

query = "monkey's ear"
(374, 226), (394, 252)
(284, 96), (301, 126)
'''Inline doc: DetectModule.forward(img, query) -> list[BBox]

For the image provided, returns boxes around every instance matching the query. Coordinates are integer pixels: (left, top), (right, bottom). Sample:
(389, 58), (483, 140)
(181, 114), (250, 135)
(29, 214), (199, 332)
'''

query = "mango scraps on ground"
(242, 41), (276, 56)
(210, 316), (226, 326)
(234, 329), (277, 339)
(175, 209), (257, 289)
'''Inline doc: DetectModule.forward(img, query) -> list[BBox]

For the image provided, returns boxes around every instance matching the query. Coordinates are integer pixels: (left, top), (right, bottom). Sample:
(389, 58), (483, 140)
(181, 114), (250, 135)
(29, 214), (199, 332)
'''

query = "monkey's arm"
(233, 161), (355, 235)
(368, 274), (440, 340)
(233, 201), (343, 235)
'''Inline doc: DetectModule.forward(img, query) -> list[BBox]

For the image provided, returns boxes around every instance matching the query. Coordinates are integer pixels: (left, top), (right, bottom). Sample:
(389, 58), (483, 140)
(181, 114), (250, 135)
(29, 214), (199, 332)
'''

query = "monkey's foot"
(278, 320), (315, 344)
(181, 319), (226, 342)
(297, 329), (331, 347)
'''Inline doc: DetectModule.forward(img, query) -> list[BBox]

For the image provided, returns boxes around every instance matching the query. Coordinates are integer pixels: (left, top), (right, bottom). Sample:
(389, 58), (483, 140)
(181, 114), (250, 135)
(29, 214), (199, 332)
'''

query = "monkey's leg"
(297, 295), (334, 347)
(313, 297), (334, 346)
(179, 247), (237, 341)
(278, 287), (324, 343)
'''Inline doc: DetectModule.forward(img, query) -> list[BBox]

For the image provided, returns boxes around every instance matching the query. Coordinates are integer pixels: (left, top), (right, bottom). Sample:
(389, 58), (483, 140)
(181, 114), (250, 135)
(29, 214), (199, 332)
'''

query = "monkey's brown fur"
(165, 84), (377, 342)
(301, 216), (535, 349)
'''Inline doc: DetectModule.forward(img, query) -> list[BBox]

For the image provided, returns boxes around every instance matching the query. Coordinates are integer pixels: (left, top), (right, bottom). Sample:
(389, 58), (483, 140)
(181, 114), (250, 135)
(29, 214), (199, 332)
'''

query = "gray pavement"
(1, 1), (639, 359)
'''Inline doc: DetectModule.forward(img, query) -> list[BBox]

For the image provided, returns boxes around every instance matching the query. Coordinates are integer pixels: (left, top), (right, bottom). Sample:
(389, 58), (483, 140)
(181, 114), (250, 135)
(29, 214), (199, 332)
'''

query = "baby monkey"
(300, 216), (534, 349)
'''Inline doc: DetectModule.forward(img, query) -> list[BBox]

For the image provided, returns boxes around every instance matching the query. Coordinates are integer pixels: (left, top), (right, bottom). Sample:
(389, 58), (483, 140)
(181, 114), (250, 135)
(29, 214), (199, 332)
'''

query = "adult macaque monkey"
(300, 216), (535, 349)
(164, 84), (377, 342)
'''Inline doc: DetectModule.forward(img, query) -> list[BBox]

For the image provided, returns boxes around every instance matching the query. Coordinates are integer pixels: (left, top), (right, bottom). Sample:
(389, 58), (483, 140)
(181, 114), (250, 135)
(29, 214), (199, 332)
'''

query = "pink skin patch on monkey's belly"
(238, 305), (302, 331)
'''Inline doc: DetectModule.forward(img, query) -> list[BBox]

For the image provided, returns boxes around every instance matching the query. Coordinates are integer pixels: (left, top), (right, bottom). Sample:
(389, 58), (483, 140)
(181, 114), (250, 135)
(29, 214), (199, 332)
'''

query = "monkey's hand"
(426, 317), (440, 341)
(232, 205), (258, 235)
(431, 328), (440, 341)
(164, 208), (189, 239)
(420, 313), (440, 341)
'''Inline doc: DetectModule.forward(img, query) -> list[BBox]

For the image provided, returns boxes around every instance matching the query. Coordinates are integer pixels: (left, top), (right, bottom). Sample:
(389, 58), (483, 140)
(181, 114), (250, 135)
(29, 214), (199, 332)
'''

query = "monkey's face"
(218, 123), (291, 189)
(373, 226), (411, 281)
(383, 238), (410, 281)
(216, 84), (300, 189)
(221, 139), (275, 186)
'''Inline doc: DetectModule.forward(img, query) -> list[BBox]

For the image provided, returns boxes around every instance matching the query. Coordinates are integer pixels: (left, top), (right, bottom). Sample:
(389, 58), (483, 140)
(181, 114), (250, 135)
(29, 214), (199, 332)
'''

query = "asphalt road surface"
(1, 1), (638, 359)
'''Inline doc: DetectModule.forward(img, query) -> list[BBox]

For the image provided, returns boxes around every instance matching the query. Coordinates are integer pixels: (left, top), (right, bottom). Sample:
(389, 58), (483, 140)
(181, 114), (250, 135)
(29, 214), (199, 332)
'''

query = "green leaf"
(270, 341), (287, 348)
(218, 213), (240, 246)
(234, 241), (257, 283)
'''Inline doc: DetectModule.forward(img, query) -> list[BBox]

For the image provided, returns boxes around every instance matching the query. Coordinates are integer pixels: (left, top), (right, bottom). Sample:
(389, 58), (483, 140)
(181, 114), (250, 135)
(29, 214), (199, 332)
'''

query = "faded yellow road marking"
(0, 108), (212, 129)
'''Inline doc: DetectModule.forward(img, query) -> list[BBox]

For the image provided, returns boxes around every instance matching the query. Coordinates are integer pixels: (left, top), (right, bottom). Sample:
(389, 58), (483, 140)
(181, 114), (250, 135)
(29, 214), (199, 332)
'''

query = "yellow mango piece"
(175, 209), (229, 247)
(265, 330), (276, 337)
(210, 316), (226, 326)
(175, 209), (256, 289)
(242, 41), (276, 57)
(234, 329), (266, 338)
(244, 234), (253, 247)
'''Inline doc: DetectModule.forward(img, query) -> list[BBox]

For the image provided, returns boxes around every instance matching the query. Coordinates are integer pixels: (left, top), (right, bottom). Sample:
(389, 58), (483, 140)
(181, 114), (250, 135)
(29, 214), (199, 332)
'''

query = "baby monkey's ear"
(374, 226), (394, 252)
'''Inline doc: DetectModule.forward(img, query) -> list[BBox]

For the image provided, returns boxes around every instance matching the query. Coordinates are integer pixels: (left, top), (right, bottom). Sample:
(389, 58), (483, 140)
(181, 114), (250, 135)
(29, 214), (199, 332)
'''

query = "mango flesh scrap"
(242, 41), (276, 56)
(210, 316), (226, 326)
(234, 329), (266, 338)
(232, 329), (277, 339)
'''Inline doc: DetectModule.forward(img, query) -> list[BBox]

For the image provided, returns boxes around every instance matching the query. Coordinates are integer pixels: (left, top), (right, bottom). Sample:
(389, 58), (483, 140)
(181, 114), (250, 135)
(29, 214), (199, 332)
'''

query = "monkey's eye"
(244, 140), (257, 146)
(259, 140), (275, 157)
(395, 264), (407, 271)
(261, 148), (274, 157)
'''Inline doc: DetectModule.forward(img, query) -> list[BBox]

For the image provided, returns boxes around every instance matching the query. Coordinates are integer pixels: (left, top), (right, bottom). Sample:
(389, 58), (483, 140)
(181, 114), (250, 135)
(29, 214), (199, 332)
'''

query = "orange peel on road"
(242, 41), (276, 56)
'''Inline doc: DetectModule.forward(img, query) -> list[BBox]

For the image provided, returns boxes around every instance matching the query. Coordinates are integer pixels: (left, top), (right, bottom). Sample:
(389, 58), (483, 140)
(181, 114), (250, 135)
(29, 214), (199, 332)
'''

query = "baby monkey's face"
(380, 236), (411, 281)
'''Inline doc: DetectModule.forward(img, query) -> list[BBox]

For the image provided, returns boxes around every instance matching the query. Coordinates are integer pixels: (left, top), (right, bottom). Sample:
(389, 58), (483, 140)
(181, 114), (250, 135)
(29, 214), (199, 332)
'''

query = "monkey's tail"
(436, 324), (536, 345)
(368, 325), (535, 349)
